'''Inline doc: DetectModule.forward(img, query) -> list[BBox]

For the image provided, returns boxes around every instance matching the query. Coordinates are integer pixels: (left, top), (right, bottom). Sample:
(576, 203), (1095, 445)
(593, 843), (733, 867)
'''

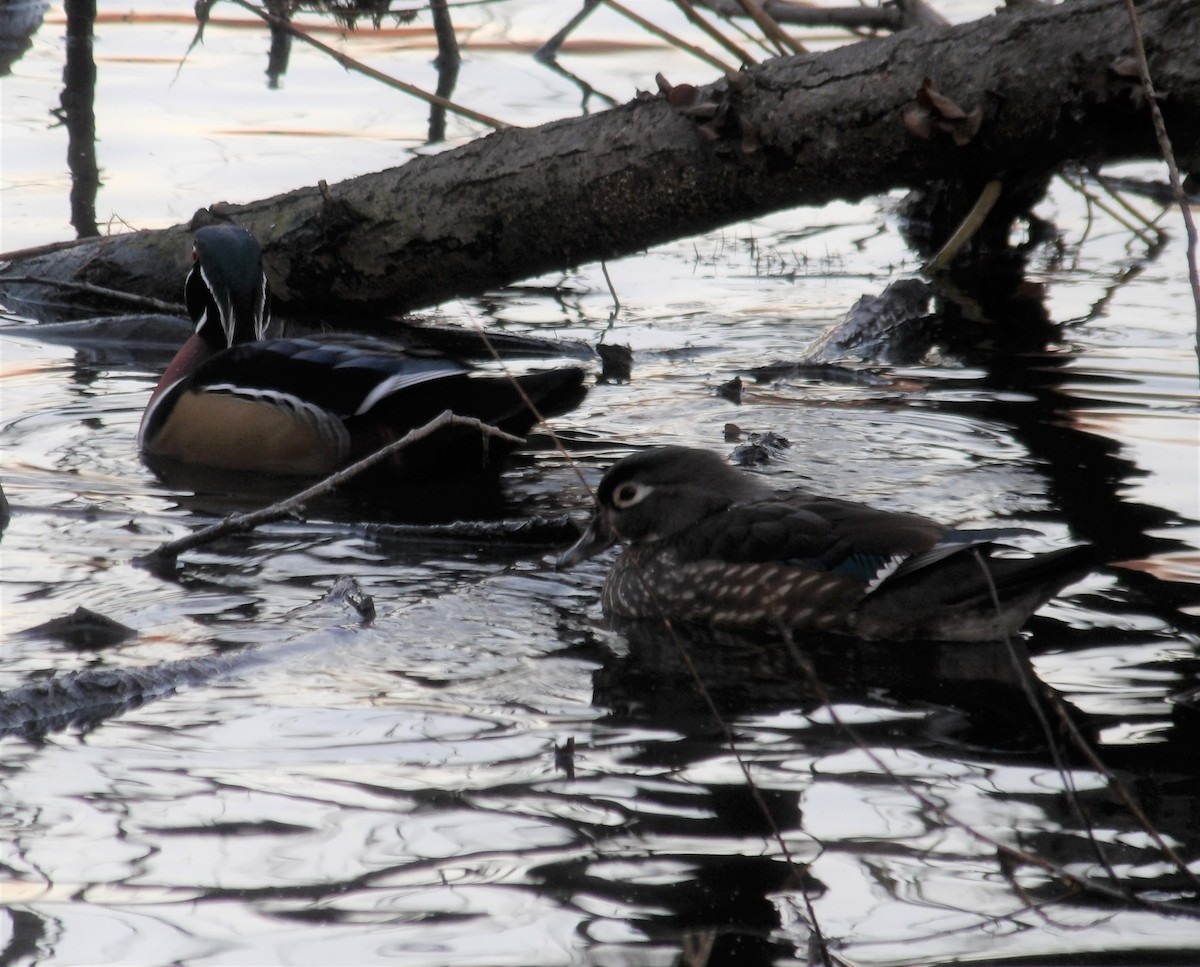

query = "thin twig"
(735, 0), (805, 56)
(135, 411), (521, 568)
(778, 630), (1200, 918)
(1090, 170), (1167, 235)
(225, 0), (510, 131)
(924, 179), (1002, 272)
(463, 321), (595, 496)
(601, 0), (739, 75)
(1059, 172), (1160, 248)
(427, 0), (462, 144)
(602, 557), (836, 965)
(0, 275), (185, 314)
(1047, 681), (1200, 891)
(672, 0), (758, 67)
(0, 236), (95, 262)
(599, 260), (621, 311)
(970, 549), (1127, 894)
(1120, 0), (1200, 375)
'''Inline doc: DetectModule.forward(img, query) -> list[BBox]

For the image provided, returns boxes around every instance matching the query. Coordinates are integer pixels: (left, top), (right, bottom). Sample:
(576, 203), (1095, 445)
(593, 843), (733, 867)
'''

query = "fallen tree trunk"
(2, 0), (1197, 322)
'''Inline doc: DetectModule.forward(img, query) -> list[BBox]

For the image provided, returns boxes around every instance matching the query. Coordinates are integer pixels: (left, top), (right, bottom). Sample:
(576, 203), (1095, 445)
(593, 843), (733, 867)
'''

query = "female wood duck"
(558, 446), (1098, 642)
(139, 224), (586, 479)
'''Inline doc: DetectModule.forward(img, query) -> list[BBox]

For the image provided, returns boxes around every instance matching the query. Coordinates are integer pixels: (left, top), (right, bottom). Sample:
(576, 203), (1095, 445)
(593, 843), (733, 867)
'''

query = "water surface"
(2, 4), (1199, 965)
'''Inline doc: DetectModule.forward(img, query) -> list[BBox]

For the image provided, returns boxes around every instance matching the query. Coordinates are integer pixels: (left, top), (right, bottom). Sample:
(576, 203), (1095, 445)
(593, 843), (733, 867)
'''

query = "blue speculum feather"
(830, 551), (892, 583)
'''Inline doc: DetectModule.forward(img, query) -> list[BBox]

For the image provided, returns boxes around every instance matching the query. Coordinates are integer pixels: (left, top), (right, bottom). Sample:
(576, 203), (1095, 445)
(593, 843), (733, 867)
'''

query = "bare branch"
(135, 411), (522, 569)
(1120, 0), (1200, 375)
(227, 0), (510, 131)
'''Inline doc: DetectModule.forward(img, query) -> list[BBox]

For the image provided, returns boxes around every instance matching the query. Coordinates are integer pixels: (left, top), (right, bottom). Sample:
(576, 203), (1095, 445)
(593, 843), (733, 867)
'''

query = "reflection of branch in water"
(536, 0), (601, 64)
(0, 649), (258, 742)
(534, 1), (619, 114)
(590, 534), (1200, 955)
(586, 551), (833, 963)
(58, 0), (100, 238)
(695, 0), (928, 31)
(2, 577), (374, 742)
(533, 56), (619, 115)
(136, 410), (522, 568)
(222, 0), (509, 130)
(428, 0), (460, 144)
(776, 628), (1200, 917)
(1063, 169), (1164, 244)
(264, 0), (291, 89)
(1051, 174), (1169, 327)
(538, 0), (759, 112)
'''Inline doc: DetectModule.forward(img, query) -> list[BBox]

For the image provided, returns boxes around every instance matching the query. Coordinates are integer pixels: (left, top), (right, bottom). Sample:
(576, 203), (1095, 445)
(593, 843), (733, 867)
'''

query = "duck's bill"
(556, 517), (616, 569)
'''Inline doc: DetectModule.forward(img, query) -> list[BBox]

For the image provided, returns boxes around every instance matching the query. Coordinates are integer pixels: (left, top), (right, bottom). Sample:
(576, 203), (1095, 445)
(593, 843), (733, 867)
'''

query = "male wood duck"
(557, 446), (1098, 642)
(139, 224), (586, 479)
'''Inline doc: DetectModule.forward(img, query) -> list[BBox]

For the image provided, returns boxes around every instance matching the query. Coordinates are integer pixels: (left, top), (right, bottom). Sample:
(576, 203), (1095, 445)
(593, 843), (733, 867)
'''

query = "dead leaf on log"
(903, 77), (983, 146)
(658, 72), (762, 154)
(1109, 55), (1159, 110)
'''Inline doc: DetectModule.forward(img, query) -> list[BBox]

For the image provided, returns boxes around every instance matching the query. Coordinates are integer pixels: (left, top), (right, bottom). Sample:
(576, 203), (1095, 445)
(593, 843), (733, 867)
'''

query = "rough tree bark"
(2, 0), (1197, 322)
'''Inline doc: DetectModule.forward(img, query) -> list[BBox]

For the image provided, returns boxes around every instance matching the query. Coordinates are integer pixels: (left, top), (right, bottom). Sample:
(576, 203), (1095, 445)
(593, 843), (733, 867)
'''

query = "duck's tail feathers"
(854, 543), (1100, 642)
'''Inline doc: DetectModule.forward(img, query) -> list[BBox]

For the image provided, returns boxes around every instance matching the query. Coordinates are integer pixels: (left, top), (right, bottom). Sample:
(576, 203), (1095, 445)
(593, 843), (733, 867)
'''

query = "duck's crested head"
(596, 446), (763, 535)
(557, 446), (767, 567)
(185, 224), (271, 349)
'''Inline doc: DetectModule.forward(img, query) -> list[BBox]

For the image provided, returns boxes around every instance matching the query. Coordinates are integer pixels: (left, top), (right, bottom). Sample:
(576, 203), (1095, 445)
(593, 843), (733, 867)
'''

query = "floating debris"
(324, 575), (375, 624)
(598, 343), (633, 384)
(363, 514), (581, 548)
(22, 606), (137, 650)
(746, 278), (934, 381)
(0, 651), (255, 741)
(731, 431), (791, 466)
(715, 375), (743, 404)
(555, 735), (576, 779)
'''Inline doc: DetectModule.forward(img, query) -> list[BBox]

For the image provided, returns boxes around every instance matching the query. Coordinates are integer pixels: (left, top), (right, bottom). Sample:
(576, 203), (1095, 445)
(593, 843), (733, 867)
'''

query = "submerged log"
(1, 0), (1197, 322)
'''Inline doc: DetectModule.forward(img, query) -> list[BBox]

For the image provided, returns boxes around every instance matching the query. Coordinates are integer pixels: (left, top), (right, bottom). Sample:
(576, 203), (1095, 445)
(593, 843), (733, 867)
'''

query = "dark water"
(2, 4), (1199, 965)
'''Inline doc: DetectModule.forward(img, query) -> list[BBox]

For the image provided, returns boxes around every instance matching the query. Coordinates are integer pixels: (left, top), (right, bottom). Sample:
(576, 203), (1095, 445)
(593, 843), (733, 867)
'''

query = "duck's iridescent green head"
(185, 224), (271, 350)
